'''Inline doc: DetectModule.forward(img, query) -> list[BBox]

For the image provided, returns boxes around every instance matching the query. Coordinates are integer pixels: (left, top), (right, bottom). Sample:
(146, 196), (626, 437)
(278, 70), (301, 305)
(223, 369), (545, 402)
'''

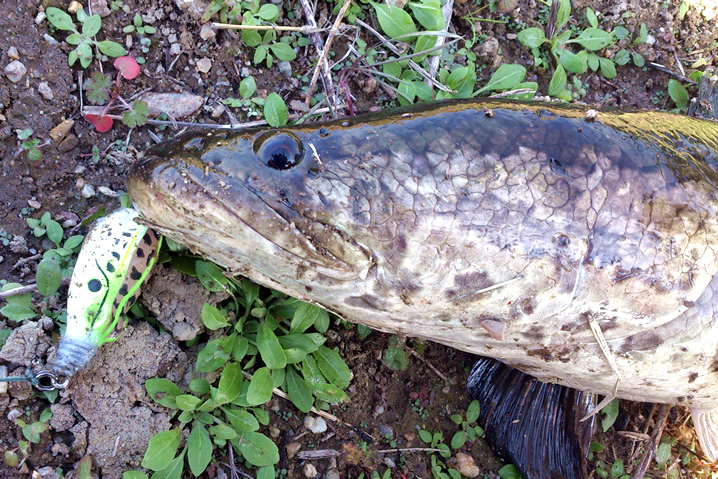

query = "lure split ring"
(34, 370), (69, 391)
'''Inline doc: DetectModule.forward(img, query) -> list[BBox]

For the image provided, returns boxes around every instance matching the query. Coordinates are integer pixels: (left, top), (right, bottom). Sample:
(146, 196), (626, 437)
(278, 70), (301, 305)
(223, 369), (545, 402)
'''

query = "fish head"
(127, 125), (376, 295)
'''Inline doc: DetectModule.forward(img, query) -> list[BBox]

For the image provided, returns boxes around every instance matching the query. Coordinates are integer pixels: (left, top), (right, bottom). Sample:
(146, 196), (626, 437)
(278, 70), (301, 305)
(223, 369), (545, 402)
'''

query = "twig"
(409, 350), (447, 381)
(673, 50), (686, 78)
(354, 18), (453, 93)
(12, 254), (41, 271)
(296, 449), (342, 460)
(647, 61), (697, 85)
(377, 447), (449, 454)
(632, 404), (671, 479)
(212, 22), (327, 34)
(80, 106), (343, 130)
(0, 278), (71, 299)
(428, 0), (455, 84)
(306, 0), (353, 109)
(299, 0), (339, 110)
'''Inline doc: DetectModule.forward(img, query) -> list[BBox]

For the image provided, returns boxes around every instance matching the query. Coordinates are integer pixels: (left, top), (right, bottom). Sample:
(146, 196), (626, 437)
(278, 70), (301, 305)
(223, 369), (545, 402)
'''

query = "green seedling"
(223, 78), (288, 127)
(382, 335), (410, 371)
(123, 14), (157, 36)
(7, 409), (53, 469)
(448, 399), (484, 448)
(15, 129), (45, 162)
(668, 79), (689, 112)
(516, 1), (616, 100)
(418, 429), (460, 479)
(46, 7), (127, 68)
(498, 464), (523, 479)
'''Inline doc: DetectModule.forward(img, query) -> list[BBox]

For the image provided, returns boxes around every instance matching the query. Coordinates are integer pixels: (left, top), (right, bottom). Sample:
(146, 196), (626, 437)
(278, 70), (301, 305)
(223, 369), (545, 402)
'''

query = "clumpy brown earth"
(1, 0), (718, 477)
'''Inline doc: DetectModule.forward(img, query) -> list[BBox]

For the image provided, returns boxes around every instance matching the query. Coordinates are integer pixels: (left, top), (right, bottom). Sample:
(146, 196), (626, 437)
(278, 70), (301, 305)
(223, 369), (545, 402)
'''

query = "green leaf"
(1, 283), (37, 321)
(236, 431), (279, 466)
(257, 4), (279, 21)
(466, 399), (480, 423)
(82, 14), (102, 36)
(145, 378), (182, 408)
(408, 0), (445, 30)
(123, 100), (150, 128)
(572, 28), (613, 51)
(223, 406), (259, 432)
(187, 422), (213, 476)
(656, 441), (671, 465)
(36, 257), (62, 297)
(548, 64), (567, 96)
(313, 309), (330, 332)
(313, 346), (351, 389)
(610, 458), (624, 477)
(631, 51), (645, 67)
(310, 381), (348, 403)
(585, 7), (598, 28)
(598, 57), (617, 79)
(634, 23), (648, 44)
(278, 333), (325, 353)
(600, 398), (619, 432)
(517, 27), (545, 49)
(290, 303), (322, 334)
(97, 41), (127, 57)
(46, 7), (76, 31)
(150, 448), (185, 479)
(77, 43), (93, 69)
(450, 430), (466, 449)
(202, 303), (229, 330)
(286, 368), (313, 412)
(257, 465), (275, 479)
(209, 423), (237, 440)
(668, 79), (689, 110)
(370, 2), (417, 39)
(240, 76), (257, 99)
(612, 25), (629, 40)
(257, 322), (287, 369)
(678, 1), (689, 20)
(123, 472), (149, 479)
(142, 429), (181, 471)
(176, 394), (202, 411)
(614, 49), (630, 65)
(269, 43), (296, 61)
(246, 367), (273, 405)
(558, 48), (586, 73)
(45, 219), (63, 247)
(195, 260), (228, 292)
(555, 0), (571, 33)
(476, 64), (526, 94)
(216, 362), (243, 405)
(498, 464), (522, 479)
(196, 337), (232, 372)
(587, 52), (599, 71)
(189, 378), (211, 395)
(66, 33), (83, 45)
(263, 93), (288, 127)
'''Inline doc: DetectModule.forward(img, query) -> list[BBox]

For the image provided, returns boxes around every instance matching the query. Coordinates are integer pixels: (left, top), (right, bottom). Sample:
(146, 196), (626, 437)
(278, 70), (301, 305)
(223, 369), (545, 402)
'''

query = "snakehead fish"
(127, 99), (718, 477)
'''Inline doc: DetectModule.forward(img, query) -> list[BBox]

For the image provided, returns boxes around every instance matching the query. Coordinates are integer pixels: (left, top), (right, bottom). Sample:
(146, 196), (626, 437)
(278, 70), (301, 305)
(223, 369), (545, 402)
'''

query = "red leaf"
(84, 114), (113, 133)
(113, 56), (140, 80)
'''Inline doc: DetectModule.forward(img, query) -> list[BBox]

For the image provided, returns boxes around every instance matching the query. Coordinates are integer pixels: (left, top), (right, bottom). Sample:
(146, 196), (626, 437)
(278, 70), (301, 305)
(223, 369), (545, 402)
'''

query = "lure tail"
(467, 358), (596, 479)
(690, 408), (718, 461)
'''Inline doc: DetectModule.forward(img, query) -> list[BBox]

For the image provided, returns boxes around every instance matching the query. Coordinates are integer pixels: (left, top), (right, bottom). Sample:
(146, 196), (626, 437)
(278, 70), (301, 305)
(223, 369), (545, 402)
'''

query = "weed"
(122, 14), (156, 64)
(383, 336), (410, 370)
(448, 399), (484, 448)
(46, 7), (126, 68)
(15, 129), (44, 162)
(5, 408), (53, 470)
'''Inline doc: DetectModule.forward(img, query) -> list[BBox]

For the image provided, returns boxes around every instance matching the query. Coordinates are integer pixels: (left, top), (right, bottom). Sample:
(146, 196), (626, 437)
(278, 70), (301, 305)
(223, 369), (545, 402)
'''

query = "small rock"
(68, 0), (83, 14)
(35, 466), (60, 479)
(303, 464), (317, 478)
(173, 0), (209, 20)
(286, 441), (302, 459)
(585, 109), (598, 122)
(58, 134), (79, 153)
(27, 199), (41, 209)
(506, 32), (517, 40)
(7, 47), (20, 60)
(141, 92), (204, 118)
(304, 415), (327, 434)
(74, 164), (86, 174)
(278, 61), (292, 78)
(383, 457), (395, 468)
(455, 452), (480, 478)
(240, 67), (250, 77)
(62, 218), (77, 229)
(211, 103), (225, 118)
(38, 82), (53, 100)
(35, 11), (46, 24)
(7, 409), (22, 422)
(90, 0), (112, 16)
(325, 469), (340, 479)
(43, 34), (59, 45)
(50, 404), (76, 432)
(50, 119), (74, 143)
(379, 424), (393, 437)
(50, 442), (70, 457)
(403, 431), (416, 442)
(4, 60), (27, 83)
(170, 43), (182, 55)
(196, 57), (212, 73)
(81, 184), (96, 198)
(645, 34), (656, 46)
(97, 186), (119, 197)
(269, 426), (280, 438)
(199, 23), (216, 41)
(0, 367), (8, 393)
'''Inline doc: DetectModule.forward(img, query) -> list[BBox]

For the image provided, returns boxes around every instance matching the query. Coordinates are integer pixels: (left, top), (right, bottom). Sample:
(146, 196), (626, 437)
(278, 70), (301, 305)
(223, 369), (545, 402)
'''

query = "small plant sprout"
(123, 14), (157, 36)
(46, 6), (127, 68)
(15, 129), (47, 161)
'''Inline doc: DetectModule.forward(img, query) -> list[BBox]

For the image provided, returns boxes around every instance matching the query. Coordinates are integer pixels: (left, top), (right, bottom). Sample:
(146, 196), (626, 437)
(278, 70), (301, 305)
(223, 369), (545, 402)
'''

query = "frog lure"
(39, 208), (161, 388)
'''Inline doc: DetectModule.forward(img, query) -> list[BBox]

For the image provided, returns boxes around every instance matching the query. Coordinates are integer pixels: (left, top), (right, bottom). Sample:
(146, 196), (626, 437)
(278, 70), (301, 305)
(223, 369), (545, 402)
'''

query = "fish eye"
(253, 132), (304, 170)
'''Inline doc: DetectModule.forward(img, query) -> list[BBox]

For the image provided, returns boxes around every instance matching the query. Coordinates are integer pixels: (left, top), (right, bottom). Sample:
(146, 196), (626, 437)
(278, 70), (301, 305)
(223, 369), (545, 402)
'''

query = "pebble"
(43, 34), (59, 45)
(50, 442), (70, 457)
(90, 0), (112, 17)
(455, 453), (480, 478)
(269, 426), (280, 438)
(211, 104), (225, 118)
(286, 441), (302, 459)
(68, 0), (82, 14)
(199, 23), (216, 41)
(141, 92), (204, 118)
(58, 134), (79, 153)
(7, 47), (20, 60)
(278, 61), (292, 78)
(240, 67), (250, 77)
(0, 366), (6, 393)
(35, 11), (46, 24)
(304, 415), (327, 433)
(325, 470), (340, 479)
(27, 199), (41, 209)
(7, 409), (22, 421)
(383, 457), (396, 468)
(50, 119), (74, 143)
(378, 424), (393, 437)
(81, 184), (96, 198)
(645, 34), (656, 45)
(4, 60), (27, 83)
(38, 82), (53, 100)
(170, 43), (182, 55)
(303, 464), (317, 478)
(34, 466), (60, 479)
(97, 186), (119, 197)
(196, 58), (212, 73)
(74, 164), (86, 174)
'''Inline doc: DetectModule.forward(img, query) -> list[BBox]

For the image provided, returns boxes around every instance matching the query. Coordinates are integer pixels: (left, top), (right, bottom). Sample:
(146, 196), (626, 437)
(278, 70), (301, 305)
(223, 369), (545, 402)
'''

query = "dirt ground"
(1, 0), (718, 477)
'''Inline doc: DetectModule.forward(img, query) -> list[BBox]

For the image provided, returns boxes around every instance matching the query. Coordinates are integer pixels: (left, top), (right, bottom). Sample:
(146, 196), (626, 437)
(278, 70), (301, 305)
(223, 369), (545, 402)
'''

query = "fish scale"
(126, 99), (718, 473)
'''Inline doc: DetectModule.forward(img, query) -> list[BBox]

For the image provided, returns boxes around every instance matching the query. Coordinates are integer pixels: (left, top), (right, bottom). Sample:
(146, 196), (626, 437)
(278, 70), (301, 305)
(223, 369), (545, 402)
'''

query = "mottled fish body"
(127, 99), (718, 462)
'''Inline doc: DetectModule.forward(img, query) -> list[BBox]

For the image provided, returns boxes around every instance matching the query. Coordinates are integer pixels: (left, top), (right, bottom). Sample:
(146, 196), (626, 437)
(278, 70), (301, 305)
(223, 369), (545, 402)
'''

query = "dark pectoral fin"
(467, 357), (596, 479)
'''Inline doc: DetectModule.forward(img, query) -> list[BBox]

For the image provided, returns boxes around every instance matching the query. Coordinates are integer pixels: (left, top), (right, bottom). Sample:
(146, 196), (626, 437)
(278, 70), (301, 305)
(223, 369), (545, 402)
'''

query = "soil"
(0, 0), (717, 477)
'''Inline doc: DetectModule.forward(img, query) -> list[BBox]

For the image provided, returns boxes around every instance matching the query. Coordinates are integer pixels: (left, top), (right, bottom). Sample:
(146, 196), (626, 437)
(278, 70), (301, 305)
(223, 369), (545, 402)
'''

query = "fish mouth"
(127, 154), (374, 282)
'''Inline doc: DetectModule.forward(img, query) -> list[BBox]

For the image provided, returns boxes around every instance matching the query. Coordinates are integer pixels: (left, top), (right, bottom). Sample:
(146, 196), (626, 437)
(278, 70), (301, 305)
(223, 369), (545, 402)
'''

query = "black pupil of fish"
(254, 132), (303, 170)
